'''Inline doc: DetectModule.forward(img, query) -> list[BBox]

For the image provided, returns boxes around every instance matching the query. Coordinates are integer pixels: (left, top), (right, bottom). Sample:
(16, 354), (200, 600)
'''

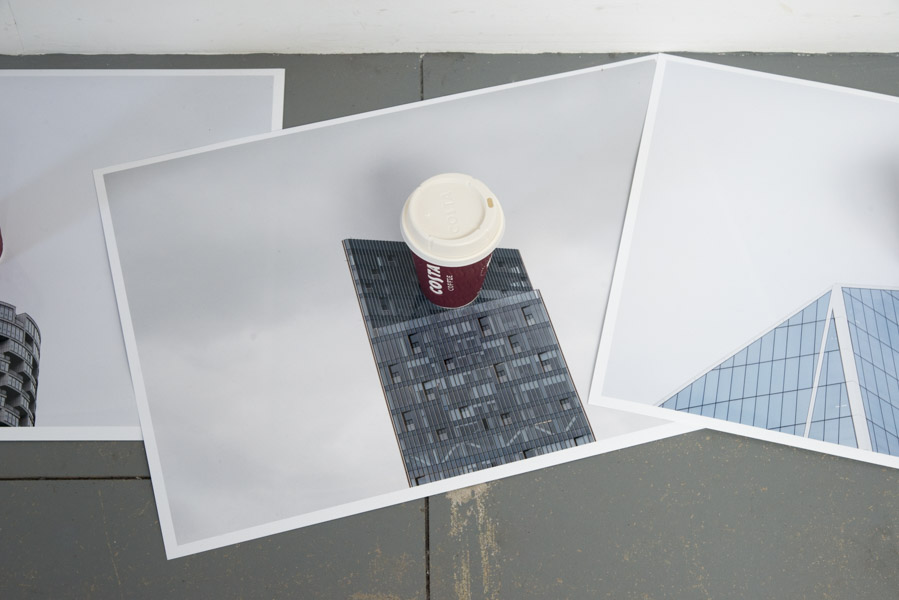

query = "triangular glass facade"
(660, 291), (830, 433)
(660, 286), (899, 457)
(844, 288), (899, 455)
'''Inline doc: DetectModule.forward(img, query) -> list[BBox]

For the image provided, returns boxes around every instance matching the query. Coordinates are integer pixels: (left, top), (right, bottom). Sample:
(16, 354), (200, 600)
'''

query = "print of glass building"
(659, 286), (899, 456)
(344, 239), (595, 486)
(0, 301), (41, 427)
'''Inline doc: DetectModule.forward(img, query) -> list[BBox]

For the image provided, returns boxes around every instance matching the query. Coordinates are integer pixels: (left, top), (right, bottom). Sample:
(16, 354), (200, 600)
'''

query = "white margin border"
(0, 67), (285, 442)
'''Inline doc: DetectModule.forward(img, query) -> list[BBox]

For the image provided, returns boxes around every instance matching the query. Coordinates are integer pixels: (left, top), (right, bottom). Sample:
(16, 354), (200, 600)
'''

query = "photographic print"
(97, 56), (691, 558)
(591, 56), (899, 466)
(0, 70), (283, 439)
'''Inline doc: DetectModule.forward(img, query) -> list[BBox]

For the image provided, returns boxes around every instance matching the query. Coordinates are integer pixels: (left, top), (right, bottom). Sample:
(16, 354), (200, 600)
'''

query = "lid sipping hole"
(487, 198), (494, 208)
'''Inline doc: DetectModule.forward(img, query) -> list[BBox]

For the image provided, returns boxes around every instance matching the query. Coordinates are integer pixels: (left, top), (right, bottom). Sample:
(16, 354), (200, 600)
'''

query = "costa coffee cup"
(401, 173), (505, 308)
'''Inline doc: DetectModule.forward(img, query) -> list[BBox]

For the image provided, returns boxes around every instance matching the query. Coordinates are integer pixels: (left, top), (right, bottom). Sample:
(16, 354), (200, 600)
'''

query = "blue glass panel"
(796, 388), (812, 427)
(812, 387), (826, 421)
(874, 425), (888, 451)
(861, 288), (875, 309)
(817, 291), (831, 320)
(757, 362), (772, 395)
(747, 339), (762, 364)
(864, 388), (884, 427)
(783, 357), (800, 392)
(824, 320), (839, 352)
(717, 367), (733, 402)
(808, 420), (824, 441)
(824, 384), (842, 420)
(689, 380), (704, 407)
(826, 352), (845, 386)
(754, 396), (769, 428)
(773, 327), (788, 360)
(800, 322), (817, 356)
(674, 388), (690, 410)
(760, 330), (776, 362)
(881, 399), (897, 435)
(839, 417), (857, 448)
(801, 301), (817, 324)
(714, 402), (728, 420)
(768, 393), (783, 428)
(882, 341), (897, 378)
(876, 312), (890, 343)
(702, 370), (720, 405)
(884, 290), (898, 323)
(744, 363), (759, 397)
(872, 289), (886, 315)
(786, 325), (802, 358)
(823, 419), (839, 444)
(730, 365), (746, 399)
(658, 292), (831, 441)
(781, 390), (797, 426)
(727, 400), (742, 423)
(741, 398), (755, 425)
(870, 332), (884, 370)
(770, 360), (785, 394)
(798, 355), (815, 389)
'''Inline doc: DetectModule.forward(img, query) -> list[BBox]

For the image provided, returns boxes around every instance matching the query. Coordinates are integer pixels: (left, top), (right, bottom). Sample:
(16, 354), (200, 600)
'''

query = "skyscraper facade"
(0, 301), (41, 427)
(344, 239), (594, 486)
(659, 286), (899, 456)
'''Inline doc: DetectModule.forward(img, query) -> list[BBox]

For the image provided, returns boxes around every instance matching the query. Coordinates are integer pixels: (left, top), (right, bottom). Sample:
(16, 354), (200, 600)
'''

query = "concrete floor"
(1, 53), (899, 599)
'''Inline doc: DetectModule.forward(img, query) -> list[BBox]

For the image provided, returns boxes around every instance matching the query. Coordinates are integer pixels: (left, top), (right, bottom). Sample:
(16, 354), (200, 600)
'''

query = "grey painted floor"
(1, 53), (899, 599)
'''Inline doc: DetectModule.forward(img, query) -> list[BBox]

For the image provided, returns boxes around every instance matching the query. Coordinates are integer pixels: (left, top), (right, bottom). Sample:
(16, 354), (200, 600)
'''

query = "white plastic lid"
(400, 173), (505, 267)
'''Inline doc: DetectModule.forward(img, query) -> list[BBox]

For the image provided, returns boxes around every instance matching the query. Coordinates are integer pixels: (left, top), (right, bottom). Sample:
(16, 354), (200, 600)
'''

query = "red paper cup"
(401, 174), (505, 308)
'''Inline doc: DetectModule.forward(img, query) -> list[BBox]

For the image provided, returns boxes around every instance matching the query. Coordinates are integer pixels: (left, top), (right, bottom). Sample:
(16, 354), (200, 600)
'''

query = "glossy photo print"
(0, 69), (283, 440)
(591, 56), (899, 467)
(97, 56), (689, 558)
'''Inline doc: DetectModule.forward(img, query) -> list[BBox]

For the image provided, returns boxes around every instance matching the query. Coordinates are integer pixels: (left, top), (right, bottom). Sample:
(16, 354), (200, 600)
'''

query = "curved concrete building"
(0, 302), (41, 427)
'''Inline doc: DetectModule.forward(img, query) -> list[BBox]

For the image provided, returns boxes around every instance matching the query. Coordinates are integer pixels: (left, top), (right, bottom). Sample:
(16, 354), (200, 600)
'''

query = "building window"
(493, 363), (509, 383)
(437, 428), (448, 441)
(379, 296), (391, 312)
(422, 379), (439, 401)
(523, 448), (537, 459)
(482, 418), (492, 431)
(402, 411), (415, 431)
(409, 332), (422, 354)
(538, 351), (553, 372)
(522, 306), (537, 326)
(559, 397), (572, 410)
(478, 317), (492, 336)
(388, 364), (402, 383)
(501, 413), (513, 426)
(444, 357), (455, 371)
(509, 334), (522, 353)
(459, 405), (474, 419)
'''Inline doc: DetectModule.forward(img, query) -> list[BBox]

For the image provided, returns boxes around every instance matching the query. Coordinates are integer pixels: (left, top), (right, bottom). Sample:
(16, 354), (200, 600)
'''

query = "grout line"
(0, 476), (150, 481)
(419, 53), (425, 100)
(425, 495), (431, 599)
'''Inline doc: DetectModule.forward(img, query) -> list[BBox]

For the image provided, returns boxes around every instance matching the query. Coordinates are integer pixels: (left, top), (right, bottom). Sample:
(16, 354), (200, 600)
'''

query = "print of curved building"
(0, 302), (41, 427)
(658, 285), (899, 457)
